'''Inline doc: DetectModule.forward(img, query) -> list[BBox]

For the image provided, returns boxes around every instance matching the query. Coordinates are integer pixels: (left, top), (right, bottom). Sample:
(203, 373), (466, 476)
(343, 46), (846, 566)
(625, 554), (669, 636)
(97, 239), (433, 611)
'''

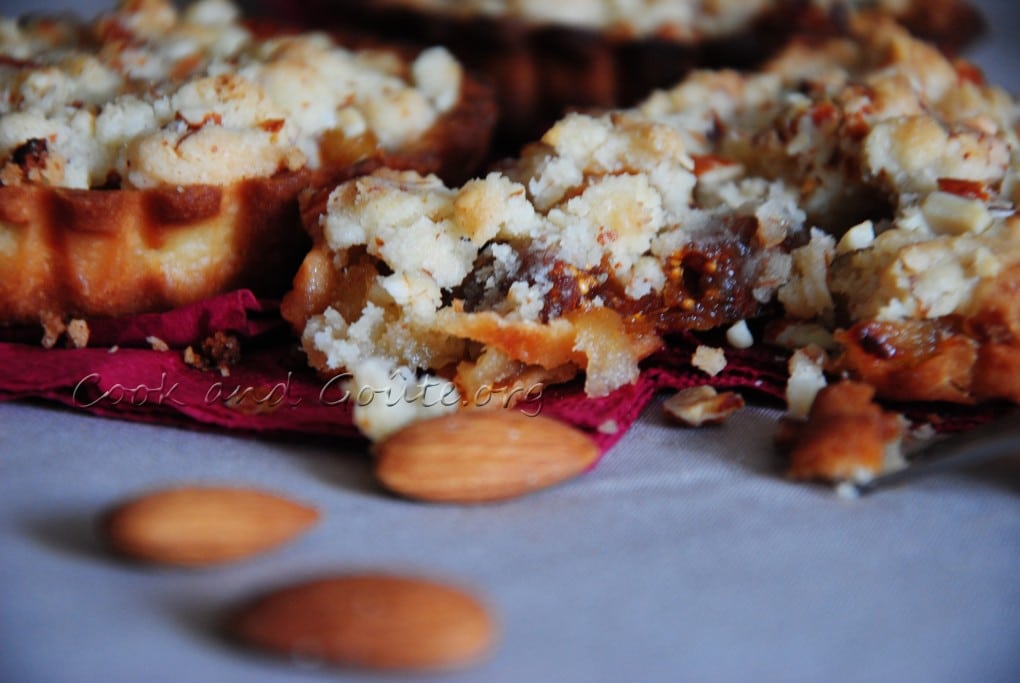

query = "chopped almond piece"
(663, 386), (744, 427)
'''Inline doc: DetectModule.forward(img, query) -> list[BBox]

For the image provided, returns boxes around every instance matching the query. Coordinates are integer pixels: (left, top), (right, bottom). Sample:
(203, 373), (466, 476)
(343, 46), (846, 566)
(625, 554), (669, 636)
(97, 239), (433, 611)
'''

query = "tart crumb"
(182, 331), (241, 376)
(782, 381), (906, 483)
(40, 312), (66, 349)
(692, 345), (727, 377)
(66, 318), (90, 349)
(146, 336), (170, 352)
(725, 320), (754, 349)
(785, 345), (827, 419)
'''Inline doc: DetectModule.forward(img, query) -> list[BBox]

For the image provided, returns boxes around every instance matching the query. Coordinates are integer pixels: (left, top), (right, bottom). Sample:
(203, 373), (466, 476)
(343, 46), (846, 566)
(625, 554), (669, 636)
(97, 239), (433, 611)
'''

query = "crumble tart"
(638, 15), (1019, 406)
(283, 112), (801, 439)
(0, 0), (494, 325)
(276, 0), (985, 148)
(285, 17), (1018, 441)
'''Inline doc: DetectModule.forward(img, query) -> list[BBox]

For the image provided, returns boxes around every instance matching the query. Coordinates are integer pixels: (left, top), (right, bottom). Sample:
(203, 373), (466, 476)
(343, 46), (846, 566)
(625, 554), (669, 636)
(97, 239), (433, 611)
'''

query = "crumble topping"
(639, 18), (1019, 327)
(0, 0), (463, 189)
(288, 17), (1019, 438)
(291, 109), (801, 437)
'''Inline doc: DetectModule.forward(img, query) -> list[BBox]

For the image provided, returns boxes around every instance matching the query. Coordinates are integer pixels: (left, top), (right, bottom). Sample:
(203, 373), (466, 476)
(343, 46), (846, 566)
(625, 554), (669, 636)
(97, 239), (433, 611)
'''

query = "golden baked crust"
(832, 262), (1020, 404)
(0, 0), (495, 324)
(0, 173), (314, 321)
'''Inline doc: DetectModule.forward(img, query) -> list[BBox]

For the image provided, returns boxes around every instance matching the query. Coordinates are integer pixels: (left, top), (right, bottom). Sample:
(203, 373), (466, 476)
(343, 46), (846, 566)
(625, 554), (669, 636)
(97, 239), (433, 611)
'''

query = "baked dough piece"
(0, 0), (494, 323)
(291, 0), (984, 147)
(285, 17), (1017, 440)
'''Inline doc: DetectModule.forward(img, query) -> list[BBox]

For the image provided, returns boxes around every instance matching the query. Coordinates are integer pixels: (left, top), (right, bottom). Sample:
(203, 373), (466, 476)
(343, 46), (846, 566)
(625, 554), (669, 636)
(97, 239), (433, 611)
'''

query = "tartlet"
(267, 0), (986, 149)
(0, 0), (495, 324)
(283, 16), (1018, 442)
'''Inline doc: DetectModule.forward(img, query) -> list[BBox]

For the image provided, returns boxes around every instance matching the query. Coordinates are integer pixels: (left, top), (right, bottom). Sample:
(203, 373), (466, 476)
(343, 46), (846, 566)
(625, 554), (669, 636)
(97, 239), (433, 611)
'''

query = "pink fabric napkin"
(0, 291), (998, 454)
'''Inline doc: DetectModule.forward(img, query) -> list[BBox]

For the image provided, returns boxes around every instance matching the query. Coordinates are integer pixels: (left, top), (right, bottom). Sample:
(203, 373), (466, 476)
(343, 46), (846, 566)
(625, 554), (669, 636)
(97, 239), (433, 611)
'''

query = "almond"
(103, 487), (318, 567)
(374, 410), (601, 503)
(229, 573), (496, 672)
(663, 385), (745, 427)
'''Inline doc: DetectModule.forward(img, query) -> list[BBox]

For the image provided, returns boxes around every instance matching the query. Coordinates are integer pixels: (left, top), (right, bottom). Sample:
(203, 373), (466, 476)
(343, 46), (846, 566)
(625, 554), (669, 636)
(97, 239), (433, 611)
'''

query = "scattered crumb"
(108, 345), (119, 354)
(692, 345), (727, 377)
(183, 345), (199, 367)
(146, 335), (170, 352)
(783, 381), (906, 483)
(38, 312), (89, 349)
(663, 385), (744, 427)
(785, 345), (828, 419)
(182, 331), (241, 376)
(66, 318), (89, 348)
(597, 419), (619, 435)
(834, 481), (862, 500)
(40, 312), (65, 349)
(725, 320), (754, 349)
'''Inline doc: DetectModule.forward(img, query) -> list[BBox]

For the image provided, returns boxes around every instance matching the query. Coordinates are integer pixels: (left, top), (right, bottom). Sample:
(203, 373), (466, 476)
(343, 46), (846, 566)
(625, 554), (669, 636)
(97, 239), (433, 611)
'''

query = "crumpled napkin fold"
(0, 291), (995, 454)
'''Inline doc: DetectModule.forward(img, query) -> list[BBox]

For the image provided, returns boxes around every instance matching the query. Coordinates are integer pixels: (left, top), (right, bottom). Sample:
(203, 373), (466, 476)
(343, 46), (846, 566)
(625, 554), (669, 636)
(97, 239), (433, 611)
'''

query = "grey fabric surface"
(2, 400), (1019, 683)
(2, 1), (1019, 681)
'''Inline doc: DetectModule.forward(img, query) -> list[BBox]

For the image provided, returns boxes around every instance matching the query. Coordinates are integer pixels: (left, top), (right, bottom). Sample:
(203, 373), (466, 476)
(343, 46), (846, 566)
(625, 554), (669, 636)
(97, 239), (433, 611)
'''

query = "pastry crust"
(0, 0), (495, 324)
(0, 172), (315, 322)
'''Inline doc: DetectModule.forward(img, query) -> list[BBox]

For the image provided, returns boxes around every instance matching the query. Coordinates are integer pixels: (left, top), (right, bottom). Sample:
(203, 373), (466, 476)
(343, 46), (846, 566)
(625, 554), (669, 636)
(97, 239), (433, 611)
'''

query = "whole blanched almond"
(229, 574), (496, 672)
(375, 410), (600, 503)
(103, 487), (318, 567)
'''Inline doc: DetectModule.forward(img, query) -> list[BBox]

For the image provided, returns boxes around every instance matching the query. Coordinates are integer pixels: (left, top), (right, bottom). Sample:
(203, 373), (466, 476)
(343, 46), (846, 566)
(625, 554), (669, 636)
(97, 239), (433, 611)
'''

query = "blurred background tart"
(252, 0), (986, 152)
